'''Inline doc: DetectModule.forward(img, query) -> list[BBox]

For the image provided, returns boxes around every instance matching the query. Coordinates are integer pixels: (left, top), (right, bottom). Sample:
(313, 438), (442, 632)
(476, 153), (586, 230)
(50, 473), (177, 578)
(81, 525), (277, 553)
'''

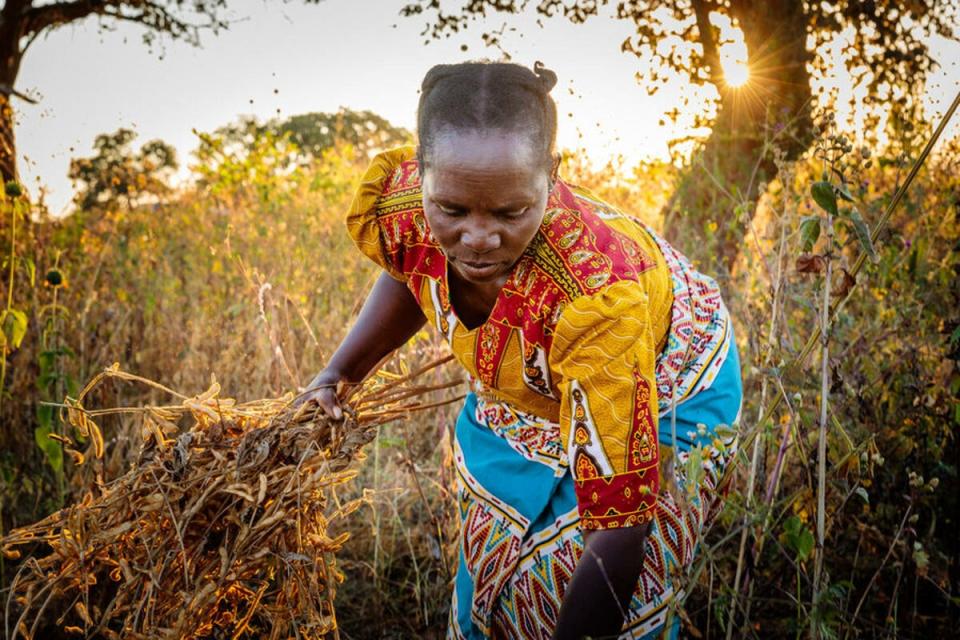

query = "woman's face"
(421, 130), (551, 286)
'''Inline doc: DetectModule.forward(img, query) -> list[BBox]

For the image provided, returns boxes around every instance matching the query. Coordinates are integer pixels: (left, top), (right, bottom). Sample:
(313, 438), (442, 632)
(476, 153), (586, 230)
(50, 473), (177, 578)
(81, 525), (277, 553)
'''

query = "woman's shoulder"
(352, 145), (422, 213)
(345, 146), (431, 280)
(534, 180), (670, 298)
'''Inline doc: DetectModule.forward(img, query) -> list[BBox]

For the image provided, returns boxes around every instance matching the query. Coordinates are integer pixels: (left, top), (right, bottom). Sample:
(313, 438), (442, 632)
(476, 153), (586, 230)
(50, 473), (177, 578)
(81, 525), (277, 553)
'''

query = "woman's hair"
(416, 60), (559, 172)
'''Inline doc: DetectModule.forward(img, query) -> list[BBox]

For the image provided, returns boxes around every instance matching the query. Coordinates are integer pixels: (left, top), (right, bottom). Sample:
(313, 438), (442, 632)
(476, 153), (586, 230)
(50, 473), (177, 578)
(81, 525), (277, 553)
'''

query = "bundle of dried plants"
(2, 357), (460, 640)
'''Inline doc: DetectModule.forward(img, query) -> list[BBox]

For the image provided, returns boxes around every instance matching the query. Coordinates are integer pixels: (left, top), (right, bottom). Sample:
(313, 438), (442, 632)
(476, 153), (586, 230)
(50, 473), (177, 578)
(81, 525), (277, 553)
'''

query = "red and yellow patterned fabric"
(346, 146), (673, 529)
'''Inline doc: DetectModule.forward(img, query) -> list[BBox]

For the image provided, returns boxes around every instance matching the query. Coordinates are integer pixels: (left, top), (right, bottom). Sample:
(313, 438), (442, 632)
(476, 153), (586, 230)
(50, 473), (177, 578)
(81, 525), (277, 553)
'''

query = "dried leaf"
(796, 253), (827, 274)
(832, 268), (857, 298)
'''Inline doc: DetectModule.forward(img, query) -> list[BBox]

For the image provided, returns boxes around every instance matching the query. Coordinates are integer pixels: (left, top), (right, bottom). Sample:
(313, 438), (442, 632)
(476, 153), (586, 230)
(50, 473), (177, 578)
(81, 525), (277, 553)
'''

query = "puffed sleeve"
(345, 146), (419, 281)
(548, 280), (660, 530)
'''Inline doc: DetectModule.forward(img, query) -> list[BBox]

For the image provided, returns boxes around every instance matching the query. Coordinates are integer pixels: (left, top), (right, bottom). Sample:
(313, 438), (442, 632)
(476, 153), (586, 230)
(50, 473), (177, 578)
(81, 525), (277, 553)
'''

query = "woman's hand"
(296, 368), (346, 419)
(295, 272), (427, 419)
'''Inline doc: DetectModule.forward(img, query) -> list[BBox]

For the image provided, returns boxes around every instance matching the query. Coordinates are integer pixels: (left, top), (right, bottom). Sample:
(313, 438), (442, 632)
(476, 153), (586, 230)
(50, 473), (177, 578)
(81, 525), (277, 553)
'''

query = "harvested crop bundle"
(2, 358), (460, 640)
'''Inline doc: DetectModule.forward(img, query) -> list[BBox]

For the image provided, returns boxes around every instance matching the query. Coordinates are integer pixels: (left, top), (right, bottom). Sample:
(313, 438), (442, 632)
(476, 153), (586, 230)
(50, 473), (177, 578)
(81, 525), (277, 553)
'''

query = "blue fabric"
(659, 330), (743, 452)
(455, 393), (566, 523)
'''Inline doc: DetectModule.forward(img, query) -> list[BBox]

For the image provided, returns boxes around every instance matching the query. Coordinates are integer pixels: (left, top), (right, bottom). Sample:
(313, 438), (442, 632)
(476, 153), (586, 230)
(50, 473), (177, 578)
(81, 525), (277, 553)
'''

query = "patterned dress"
(346, 146), (742, 639)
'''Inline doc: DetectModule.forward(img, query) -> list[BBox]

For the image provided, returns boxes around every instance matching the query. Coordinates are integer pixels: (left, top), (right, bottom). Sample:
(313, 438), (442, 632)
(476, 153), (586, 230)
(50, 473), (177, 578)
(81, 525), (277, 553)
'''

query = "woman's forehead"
(426, 129), (542, 174)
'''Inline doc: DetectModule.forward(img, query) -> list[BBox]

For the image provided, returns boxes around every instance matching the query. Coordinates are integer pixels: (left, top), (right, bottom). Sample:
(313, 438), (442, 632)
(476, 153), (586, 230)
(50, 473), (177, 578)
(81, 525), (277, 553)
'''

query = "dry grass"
(1, 358), (461, 640)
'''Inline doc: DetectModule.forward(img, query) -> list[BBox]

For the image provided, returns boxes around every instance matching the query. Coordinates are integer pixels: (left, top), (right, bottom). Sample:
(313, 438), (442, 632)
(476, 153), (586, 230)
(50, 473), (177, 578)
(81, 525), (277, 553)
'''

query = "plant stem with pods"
(811, 170), (834, 640)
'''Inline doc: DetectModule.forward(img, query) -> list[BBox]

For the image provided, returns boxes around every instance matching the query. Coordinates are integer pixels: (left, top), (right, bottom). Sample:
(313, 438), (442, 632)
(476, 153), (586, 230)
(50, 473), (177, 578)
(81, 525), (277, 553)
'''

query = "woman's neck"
(447, 268), (506, 330)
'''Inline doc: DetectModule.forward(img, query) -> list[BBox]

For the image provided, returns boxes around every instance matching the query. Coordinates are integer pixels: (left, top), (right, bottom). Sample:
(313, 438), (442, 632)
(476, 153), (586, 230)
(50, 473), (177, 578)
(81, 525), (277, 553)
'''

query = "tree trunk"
(0, 10), (23, 185)
(664, 0), (812, 276)
(0, 92), (18, 184)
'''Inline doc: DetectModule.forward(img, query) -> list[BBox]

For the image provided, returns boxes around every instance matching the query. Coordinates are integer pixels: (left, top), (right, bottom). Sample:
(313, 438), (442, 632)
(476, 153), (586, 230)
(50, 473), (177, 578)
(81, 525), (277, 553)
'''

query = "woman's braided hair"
(416, 60), (559, 173)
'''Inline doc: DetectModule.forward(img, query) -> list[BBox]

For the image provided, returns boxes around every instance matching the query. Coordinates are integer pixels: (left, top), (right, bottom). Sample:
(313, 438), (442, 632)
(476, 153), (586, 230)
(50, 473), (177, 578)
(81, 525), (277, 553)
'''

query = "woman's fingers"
(294, 372), (344, 419)
(313, 386), (343, 420)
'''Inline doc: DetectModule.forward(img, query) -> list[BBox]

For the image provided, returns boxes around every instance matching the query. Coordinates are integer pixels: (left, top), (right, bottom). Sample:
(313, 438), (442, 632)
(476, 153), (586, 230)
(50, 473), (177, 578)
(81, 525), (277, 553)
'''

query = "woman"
(300, 61), (742, 639)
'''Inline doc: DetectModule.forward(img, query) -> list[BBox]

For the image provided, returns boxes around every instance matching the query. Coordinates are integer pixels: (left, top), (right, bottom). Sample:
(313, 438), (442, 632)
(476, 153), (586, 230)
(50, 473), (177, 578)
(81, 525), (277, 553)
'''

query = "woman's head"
(416, 61), (560, 286)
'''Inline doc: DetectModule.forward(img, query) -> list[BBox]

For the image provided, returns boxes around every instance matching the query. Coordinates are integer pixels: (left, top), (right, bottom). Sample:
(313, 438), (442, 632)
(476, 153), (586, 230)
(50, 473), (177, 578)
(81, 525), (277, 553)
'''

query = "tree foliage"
(399, 1), (958, 271)
(216, 109), (412, 160)
(401, 0), (956, 117)
(68, 128), (177, 210)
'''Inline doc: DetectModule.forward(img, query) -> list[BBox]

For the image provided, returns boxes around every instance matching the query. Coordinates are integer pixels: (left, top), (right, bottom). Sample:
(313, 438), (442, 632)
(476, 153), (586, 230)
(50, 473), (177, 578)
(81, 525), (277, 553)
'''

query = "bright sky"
(15, 0), (960, 215)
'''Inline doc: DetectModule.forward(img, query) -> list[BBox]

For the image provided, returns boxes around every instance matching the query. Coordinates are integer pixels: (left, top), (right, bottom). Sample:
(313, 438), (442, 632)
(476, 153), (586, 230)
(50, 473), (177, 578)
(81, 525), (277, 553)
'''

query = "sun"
(723, 58), (750, 88)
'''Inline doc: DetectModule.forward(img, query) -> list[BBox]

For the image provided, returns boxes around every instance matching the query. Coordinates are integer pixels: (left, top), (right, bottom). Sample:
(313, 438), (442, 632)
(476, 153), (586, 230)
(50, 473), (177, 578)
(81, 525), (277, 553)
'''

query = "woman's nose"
(460, 221), (501, 253)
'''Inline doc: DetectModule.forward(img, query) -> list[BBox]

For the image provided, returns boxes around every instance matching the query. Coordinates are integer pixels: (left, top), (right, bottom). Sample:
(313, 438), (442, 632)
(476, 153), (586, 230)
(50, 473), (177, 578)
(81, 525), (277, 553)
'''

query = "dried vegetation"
(2, 358), (459, 640)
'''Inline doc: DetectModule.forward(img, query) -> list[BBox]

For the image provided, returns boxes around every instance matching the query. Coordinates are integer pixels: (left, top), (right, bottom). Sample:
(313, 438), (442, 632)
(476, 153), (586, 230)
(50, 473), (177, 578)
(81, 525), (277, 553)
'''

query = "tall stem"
(811, 206), (834, 639)
(727, 162), (792, 638)
(0, 196), (18, 413)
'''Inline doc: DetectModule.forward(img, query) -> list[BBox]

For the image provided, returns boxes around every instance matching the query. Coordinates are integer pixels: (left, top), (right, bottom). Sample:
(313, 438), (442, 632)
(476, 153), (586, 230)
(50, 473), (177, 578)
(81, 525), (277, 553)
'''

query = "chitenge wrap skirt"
(448, 233), (744, 640)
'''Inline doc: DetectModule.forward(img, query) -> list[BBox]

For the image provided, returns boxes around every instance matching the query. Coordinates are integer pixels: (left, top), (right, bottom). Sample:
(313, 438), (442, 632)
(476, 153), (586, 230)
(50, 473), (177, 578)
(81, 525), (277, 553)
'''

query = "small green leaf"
(714, 423), (738, 440)
(848, 209), (878, 263)
(908, 245), (919, 276)
(783, 515), (815, 561)
(796, 530), (815, 560)
(913, 546), (929, 575)
(950, 325), (960, 348)
(855, 487), (869, 504)
(811, 181), (838, 216)
(784, 515), (801, 535)
(21, 257), (36, 287)
(34, 424), (63, 473)
(37, 404), (53, 430)
(800, 215), (821, 252)
(1, 309), (28, 349)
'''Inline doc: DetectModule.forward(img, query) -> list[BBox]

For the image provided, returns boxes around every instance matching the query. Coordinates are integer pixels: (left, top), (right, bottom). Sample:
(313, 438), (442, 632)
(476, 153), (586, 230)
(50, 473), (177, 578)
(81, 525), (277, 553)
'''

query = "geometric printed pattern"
(578, 193), (732, 414)
(473, 383), (566, 474)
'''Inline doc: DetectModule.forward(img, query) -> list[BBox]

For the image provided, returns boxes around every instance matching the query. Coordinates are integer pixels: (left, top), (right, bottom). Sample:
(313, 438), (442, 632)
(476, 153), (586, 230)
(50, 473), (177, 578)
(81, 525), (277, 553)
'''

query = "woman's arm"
(553, 524), (650, 640)
(298, 271), (427, 416)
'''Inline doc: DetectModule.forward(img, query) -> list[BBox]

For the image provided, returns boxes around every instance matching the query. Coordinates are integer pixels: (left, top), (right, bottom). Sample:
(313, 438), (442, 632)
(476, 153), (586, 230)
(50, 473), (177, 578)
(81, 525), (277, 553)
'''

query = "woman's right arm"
(297, 271), (426, 416)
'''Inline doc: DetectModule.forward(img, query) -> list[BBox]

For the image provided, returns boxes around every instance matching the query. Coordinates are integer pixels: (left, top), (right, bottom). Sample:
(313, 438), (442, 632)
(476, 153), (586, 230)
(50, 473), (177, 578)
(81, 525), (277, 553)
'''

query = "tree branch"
(22, 0), (109, 37)
(0, 84), (39, 104)
(99, 4), (202, 44)
(21, 0), (222, 43)
(1, 0), (33, 23)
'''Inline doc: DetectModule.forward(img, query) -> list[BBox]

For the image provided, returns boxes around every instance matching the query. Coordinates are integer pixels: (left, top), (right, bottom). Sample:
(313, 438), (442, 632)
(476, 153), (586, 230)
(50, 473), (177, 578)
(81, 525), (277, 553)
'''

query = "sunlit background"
(16, 0), (960, 215)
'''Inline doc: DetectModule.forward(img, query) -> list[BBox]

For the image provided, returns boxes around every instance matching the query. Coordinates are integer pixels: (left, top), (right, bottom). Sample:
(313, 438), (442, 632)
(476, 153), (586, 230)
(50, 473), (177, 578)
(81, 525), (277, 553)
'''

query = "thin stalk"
(811, 202), (834, 639)
(372, 425), (382, 629)
(0, 196), (18, 413)
(52, 271), (65, 504)
(846, 504), (913, 638)
(727, 170), (790, 639)
(743, 194), (795, 626)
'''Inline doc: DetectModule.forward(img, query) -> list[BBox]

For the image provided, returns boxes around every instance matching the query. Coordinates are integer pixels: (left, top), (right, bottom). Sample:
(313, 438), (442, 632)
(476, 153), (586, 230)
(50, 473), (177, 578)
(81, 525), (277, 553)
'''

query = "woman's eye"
(504, 207), (529, 219)
(437, 204), (464, 216)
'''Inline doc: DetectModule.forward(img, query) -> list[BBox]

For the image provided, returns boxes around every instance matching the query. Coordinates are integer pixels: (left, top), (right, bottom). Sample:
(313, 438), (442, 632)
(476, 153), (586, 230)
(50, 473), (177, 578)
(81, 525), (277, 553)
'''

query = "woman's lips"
(454, 258), (501, 280)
